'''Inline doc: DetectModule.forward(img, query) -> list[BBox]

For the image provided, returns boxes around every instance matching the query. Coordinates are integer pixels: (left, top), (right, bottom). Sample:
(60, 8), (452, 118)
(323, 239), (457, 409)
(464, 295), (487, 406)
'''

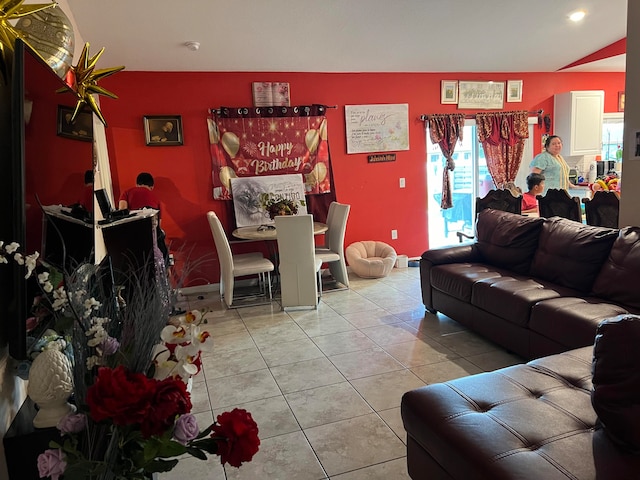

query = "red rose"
(211, 408), (260, 467)
(141, 377), (192, 438)
(87, 366), (155, 425)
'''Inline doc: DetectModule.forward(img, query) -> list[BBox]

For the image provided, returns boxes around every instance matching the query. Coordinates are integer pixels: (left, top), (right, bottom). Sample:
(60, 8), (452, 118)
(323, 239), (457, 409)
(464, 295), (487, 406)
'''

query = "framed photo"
(57, 105), (93, 141)
(441, 80), (458, 104)
(618, 91), (625, 112)
(143, 115), (183, 146)
(506, 80), (523, 102)
(458, 81), (505, 110)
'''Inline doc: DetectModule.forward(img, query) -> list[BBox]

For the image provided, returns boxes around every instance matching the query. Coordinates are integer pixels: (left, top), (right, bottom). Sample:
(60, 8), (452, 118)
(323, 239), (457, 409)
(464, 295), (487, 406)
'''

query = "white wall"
(620, 1), (640, 227)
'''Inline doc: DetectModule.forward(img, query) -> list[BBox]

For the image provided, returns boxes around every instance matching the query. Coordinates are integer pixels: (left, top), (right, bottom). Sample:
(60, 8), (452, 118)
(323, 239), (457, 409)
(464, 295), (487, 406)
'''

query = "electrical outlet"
(399, 177), (406, 188)
(391, 229), (398, 240)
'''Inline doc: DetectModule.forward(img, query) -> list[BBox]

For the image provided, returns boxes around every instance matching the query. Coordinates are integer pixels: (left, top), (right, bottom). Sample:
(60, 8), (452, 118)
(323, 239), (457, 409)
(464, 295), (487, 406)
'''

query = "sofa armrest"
(420, 245), (480, 312)
(421, 244), (480, 265)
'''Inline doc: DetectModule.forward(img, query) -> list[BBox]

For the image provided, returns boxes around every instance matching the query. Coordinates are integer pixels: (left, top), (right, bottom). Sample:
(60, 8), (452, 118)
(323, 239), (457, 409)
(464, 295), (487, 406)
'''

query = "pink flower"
(174, 413), (199, 444)
(57, 413), (87, 434)
(37, 449), (66, 480)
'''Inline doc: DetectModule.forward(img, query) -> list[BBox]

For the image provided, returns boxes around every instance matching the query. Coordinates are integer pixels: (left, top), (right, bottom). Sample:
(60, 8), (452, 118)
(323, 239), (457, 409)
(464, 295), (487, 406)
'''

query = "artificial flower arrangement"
(590, 174), (620, 193)
(0, 239), (260, 480)
(259, 192), (306, 220)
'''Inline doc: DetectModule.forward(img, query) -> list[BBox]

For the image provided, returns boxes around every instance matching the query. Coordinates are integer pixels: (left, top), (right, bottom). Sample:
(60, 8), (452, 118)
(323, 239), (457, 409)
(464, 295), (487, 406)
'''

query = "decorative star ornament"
(58, 42), (125, 127)
(0, 0), (56, 83)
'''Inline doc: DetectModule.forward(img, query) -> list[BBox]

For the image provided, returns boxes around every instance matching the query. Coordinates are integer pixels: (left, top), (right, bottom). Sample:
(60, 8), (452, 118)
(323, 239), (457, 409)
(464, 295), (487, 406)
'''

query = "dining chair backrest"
(537, 188), (582, 222)
(582, 191), (620, 228)
(325, 202), (350, 253)
(275, 214), (319, 308)
(475, 189), (522, 216)
(207, 211), (233, 271)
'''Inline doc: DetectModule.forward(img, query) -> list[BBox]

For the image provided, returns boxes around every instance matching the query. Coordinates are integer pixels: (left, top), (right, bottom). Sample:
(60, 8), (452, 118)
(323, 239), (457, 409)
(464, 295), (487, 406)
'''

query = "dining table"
(232, 221), (328, 241)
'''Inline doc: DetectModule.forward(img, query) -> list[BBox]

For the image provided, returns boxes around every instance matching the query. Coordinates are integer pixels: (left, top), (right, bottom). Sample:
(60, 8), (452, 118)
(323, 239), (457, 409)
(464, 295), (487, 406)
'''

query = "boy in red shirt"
(118, 172), (160, 211)
(119, 172), (168, 264)
(522, 173), (545, 213)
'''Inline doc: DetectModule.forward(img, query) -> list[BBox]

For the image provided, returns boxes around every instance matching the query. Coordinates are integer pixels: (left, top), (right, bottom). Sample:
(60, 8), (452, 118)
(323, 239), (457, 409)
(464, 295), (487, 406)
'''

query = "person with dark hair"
(522, 173), (545, 213)
(119, 172), (168, 264)
(118, 172), (159, 211)
(529, 135), (572, 193)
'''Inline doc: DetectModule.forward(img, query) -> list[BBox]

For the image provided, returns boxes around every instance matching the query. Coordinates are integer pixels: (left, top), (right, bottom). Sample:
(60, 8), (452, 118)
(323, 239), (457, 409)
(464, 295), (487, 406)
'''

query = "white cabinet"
(553, 90), (604, 156)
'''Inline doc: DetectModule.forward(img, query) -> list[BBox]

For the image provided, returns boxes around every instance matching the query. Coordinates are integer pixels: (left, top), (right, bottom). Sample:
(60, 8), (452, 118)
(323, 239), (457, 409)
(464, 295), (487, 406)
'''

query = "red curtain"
(427, 114), (465, 209)
(475, 111), (529, 188)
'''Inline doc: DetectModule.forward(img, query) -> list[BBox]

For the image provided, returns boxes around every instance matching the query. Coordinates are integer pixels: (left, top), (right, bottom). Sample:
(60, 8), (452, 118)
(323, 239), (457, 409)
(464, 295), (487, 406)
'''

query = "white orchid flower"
(5, 242), (19, 254)
(161, 324), (192, 344)
(24, 252), (39, 278)
(194, 330), (214, 352)
(184, 309), (203, 325)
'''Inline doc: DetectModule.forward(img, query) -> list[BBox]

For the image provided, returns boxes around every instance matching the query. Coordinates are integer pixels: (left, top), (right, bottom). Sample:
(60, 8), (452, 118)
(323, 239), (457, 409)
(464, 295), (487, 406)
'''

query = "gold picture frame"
(441, 80), (458, 104)
(506, 80), (523, 103)
(143, 115), (183, 146)
(57, 105), (93, 141)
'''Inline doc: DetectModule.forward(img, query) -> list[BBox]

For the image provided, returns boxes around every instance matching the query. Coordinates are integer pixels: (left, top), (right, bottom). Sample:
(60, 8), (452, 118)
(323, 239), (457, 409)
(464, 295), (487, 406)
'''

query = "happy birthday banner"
(208, 106), (332, 200)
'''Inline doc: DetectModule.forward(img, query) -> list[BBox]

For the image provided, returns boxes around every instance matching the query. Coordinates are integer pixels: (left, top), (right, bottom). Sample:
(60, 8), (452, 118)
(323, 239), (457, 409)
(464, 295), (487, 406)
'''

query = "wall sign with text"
(345, 104), (409, 154)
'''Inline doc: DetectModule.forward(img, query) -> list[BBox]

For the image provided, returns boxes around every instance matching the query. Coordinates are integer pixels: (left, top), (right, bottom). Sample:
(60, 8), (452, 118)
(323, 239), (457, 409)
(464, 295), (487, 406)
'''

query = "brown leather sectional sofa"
(401, 210), (640, 479)
(419, 209), (640, 359)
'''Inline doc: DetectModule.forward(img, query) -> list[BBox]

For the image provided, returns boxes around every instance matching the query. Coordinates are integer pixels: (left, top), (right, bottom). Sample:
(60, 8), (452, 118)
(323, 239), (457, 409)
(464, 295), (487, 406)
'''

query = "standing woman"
(530, 135), (572, 193)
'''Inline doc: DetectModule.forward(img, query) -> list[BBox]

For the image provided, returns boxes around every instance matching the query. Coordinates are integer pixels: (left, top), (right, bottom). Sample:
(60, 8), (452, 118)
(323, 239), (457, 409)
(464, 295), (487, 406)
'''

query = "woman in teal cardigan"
(530, 135), (572, 193)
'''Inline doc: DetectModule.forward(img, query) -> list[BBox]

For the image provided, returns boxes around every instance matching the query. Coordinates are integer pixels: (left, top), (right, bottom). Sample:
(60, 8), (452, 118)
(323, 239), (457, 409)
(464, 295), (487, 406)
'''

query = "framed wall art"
(344, 103), (409, 154)
(458, 81), (505, 110)
(507, 80), (523, 102)
(618, 91), (625, 112)
(441, 80), (458, 104)
(57, 105), (93, 141)
(144, 115), (183, 146)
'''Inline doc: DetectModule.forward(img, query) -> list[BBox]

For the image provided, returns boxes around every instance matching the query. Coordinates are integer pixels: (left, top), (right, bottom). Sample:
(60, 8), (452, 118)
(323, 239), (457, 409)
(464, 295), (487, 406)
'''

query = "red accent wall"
(99, 71), (624, 286)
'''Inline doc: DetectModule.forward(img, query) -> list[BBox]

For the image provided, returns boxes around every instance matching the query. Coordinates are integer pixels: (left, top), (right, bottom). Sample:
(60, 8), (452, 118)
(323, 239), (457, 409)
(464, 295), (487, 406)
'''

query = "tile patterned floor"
(160, 266), (524, 480)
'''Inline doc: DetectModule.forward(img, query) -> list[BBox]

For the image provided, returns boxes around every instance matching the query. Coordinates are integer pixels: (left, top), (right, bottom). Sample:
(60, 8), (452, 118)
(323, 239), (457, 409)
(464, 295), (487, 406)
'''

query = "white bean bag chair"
(345, 241), (397, 278)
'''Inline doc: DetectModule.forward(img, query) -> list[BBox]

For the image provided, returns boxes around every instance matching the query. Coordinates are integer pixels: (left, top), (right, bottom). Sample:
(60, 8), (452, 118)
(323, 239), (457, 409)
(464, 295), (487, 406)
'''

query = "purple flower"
(174, 413), (199, 444)
(37, 449), (66, 480)
(100, 336), (120, 356)
(57, 413), (87, 434)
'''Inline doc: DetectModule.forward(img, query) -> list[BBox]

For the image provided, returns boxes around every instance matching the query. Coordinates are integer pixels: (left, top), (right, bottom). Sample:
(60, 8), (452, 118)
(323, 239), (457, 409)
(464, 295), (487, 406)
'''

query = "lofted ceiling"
(59, 0), (627, 73)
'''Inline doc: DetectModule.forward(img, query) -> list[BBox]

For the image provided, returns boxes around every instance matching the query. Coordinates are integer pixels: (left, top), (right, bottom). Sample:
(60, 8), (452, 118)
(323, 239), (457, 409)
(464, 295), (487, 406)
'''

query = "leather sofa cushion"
(401, 347), (640, 479)
(592, 227), (640, 310)
(429, 263), (506, 303)
(530, 217), (618, 292)
(475, 209), (545, 275)
(529, 297), (628, 351)
(471, 276), (563, 326)
(592, 315), (640, 454)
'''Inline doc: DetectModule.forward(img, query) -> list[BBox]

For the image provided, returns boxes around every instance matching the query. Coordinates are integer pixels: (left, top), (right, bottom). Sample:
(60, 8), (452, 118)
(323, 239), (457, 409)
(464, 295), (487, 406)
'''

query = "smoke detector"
(184, 41), (200, 51)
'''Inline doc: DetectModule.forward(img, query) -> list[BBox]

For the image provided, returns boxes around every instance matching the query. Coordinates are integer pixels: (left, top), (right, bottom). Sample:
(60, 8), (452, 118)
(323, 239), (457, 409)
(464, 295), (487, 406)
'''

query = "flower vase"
(27, 348), (76, 428)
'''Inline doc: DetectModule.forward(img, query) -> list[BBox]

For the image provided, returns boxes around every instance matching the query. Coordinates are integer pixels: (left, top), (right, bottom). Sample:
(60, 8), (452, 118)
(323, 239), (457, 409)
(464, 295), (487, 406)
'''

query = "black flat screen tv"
(4, 39), (94, 359)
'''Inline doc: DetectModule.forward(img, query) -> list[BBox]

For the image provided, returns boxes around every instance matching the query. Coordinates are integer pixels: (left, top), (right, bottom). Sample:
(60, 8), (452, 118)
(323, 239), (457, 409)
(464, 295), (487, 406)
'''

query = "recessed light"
(569, 10), (586, 22)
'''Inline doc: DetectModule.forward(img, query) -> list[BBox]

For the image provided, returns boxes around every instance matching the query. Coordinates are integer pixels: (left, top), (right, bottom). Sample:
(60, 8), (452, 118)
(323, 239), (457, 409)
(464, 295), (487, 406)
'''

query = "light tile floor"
(160, 266), (524, 480)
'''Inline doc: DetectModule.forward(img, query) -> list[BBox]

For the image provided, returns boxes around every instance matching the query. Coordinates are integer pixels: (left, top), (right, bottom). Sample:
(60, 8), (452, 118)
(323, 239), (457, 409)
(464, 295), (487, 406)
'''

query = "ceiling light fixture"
(184, 41), (200, 51)
(569, 10), (586, 22)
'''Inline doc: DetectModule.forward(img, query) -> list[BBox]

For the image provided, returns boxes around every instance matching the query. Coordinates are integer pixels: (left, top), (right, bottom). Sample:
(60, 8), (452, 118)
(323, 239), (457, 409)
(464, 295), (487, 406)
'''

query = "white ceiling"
(59, 0), (627, 73)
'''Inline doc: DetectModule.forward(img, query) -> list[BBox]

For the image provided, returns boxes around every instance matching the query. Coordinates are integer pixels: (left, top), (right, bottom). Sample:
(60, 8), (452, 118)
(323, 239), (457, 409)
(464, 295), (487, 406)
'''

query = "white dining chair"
(315, 201), (350, 290)
(275, 214), (322, 310)
(207, 211), (274, 308)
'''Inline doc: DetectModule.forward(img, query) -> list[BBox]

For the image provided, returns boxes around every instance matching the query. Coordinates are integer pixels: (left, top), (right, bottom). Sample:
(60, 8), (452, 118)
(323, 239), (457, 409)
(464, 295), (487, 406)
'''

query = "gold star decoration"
(58, 42), (125, 127)
(0, 0), (56, 83)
